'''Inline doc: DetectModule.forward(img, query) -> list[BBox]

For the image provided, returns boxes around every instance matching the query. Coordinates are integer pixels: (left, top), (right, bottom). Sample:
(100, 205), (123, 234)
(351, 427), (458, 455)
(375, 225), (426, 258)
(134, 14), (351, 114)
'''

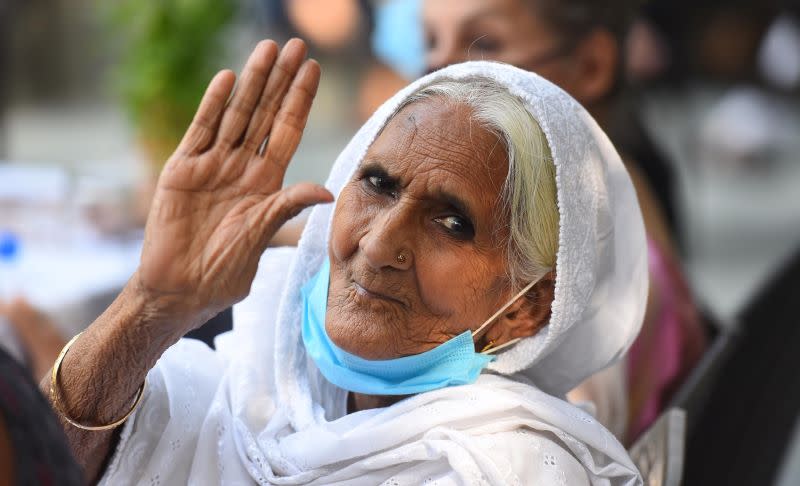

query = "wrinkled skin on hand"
(40, 40), (334, 483)
(136, 39), (333, 330)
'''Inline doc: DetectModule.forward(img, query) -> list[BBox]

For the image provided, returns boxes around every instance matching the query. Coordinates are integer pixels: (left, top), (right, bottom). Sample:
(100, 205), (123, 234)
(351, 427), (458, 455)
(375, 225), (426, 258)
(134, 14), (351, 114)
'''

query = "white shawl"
(100, 62), (647, 485)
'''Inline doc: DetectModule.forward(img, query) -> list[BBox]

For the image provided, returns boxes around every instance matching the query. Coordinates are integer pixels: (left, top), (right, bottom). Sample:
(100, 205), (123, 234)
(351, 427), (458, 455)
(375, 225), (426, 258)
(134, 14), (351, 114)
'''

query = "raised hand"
(136, 39), (333, 327)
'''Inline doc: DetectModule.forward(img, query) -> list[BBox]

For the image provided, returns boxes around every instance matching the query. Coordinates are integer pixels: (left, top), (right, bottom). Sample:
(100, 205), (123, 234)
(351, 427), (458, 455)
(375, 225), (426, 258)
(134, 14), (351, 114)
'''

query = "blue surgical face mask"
(301, 258), (545, 396)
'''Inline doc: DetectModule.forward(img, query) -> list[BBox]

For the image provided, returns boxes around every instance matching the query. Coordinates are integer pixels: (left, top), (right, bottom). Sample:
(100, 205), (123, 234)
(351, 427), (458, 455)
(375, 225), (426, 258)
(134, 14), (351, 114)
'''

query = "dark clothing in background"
(609, 100), (683, 251)
(0, 347), (84, 485)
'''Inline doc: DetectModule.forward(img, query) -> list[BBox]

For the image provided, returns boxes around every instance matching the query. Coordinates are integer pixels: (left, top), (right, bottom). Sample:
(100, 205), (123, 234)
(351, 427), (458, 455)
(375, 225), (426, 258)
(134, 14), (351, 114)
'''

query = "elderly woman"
(46, 40), (645, 484)
(422, 0), (707, 440)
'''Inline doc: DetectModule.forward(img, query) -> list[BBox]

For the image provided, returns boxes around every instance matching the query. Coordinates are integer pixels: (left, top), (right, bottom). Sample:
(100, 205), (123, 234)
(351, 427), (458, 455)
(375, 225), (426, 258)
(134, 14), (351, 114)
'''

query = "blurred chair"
(629, 408), (687, 486)
(682, 245), (800, 485)
(668, 310), (739, 435)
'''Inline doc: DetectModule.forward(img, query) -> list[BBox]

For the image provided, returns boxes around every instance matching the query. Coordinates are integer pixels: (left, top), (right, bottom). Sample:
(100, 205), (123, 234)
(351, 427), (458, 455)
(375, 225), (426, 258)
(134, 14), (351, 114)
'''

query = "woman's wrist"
(127, 270), (216, 338)
(50, 278), (190, 425)
(38, 278), (192, 482)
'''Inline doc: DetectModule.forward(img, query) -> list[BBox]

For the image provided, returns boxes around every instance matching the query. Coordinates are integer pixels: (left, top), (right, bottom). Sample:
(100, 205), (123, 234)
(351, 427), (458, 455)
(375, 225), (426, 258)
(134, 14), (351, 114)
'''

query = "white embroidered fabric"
(100, 62), (646, 485)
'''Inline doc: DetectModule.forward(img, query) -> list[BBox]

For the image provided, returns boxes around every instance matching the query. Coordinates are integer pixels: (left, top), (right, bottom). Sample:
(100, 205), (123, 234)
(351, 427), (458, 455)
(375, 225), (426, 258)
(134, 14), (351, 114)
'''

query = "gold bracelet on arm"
(50, 331), (147, 431)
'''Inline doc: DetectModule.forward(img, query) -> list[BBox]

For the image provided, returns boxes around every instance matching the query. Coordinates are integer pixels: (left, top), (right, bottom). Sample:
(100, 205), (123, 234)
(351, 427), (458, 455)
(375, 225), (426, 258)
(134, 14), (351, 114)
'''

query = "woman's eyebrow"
(358, 160), (394, 179)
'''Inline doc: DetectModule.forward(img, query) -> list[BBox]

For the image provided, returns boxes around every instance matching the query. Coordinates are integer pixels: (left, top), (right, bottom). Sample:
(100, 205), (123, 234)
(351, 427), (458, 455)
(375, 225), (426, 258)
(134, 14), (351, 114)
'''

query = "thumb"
(257, 182), (334, 243)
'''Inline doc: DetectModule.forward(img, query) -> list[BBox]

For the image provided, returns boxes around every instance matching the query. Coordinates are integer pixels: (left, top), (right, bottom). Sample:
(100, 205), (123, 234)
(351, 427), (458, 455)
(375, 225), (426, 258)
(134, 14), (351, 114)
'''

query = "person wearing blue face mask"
(302, 259), (545, 397)
(43, 40), (646, 484)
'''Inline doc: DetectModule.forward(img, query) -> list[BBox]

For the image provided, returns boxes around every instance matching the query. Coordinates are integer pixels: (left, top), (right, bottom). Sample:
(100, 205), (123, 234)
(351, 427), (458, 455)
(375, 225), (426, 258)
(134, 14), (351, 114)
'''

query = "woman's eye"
(365, 174), (397, 197)
(368, 175), (389, 190)
(434, 215), (475, 239)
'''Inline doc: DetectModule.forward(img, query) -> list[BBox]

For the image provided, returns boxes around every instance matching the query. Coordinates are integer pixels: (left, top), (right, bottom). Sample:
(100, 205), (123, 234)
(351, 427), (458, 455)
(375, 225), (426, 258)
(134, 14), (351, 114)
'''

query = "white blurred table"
(8, 240), (142, 335)
(0, 163), (143, 338)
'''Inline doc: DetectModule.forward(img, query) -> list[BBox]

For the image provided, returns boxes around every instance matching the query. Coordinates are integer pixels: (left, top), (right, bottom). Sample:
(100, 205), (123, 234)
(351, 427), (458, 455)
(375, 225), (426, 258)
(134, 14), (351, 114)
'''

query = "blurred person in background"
(420, 0), (707, 441)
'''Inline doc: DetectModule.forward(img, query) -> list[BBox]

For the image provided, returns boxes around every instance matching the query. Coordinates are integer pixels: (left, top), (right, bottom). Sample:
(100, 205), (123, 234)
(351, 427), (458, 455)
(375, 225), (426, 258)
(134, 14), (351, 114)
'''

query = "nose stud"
(396, 252), (407, 264)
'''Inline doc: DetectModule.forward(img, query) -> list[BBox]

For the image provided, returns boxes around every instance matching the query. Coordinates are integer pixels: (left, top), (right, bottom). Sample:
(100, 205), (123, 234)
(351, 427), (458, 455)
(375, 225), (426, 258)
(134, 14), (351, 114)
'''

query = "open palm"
(136, 39), (332, 326)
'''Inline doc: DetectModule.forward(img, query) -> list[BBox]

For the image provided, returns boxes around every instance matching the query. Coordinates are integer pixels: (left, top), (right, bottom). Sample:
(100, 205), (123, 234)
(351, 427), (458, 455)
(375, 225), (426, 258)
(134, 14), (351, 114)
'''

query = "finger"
(176, 70), (236, 156)
(252, 183), (333, 247)
(217, 40), (279, 147)
(259, 59), (321, 167)
(241, 38), (308, 152)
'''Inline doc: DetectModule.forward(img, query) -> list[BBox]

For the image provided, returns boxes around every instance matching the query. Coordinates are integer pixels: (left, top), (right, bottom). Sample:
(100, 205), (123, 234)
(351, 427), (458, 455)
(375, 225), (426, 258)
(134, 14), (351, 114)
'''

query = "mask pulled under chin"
(301, 259), (544, 396)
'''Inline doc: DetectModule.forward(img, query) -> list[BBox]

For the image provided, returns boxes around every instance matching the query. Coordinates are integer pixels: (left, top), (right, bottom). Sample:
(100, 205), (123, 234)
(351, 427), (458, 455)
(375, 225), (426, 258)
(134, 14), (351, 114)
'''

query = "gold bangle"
(50, 331), (147, 431)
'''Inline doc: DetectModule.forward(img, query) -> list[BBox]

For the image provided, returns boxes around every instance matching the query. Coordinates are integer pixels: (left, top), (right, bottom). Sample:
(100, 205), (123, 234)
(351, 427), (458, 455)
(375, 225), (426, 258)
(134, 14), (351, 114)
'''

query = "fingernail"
(286, 38), (307, 54)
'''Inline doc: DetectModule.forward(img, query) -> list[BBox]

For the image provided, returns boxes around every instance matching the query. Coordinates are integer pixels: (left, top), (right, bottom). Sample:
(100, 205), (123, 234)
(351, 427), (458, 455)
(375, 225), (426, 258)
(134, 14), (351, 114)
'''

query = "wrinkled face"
(326, 99), (513, 359)
(422, 0), (578, 92)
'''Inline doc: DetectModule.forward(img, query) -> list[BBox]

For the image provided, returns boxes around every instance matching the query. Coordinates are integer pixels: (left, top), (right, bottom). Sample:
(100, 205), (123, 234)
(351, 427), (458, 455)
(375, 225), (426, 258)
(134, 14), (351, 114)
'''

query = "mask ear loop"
(471, 271), (549, 355)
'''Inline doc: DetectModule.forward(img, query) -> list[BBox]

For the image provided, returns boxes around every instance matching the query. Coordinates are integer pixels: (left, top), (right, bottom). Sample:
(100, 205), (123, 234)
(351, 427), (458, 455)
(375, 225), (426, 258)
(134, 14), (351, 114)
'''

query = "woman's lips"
(353, 281), (405, 306)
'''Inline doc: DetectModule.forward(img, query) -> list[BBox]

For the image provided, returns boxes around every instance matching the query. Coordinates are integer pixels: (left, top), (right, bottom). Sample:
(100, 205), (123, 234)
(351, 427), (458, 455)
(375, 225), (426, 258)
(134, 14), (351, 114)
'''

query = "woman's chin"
(325, 310), (403, 361)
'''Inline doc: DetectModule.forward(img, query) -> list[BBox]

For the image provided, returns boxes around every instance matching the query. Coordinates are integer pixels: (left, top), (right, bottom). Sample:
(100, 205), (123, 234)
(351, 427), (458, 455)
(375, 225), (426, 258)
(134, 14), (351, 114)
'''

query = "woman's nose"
(358, 208), (413, 270)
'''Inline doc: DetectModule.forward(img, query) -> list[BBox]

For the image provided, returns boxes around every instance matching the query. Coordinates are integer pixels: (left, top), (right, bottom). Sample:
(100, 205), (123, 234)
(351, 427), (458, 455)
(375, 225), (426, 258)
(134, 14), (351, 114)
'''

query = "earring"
(396, 252), (407, 264)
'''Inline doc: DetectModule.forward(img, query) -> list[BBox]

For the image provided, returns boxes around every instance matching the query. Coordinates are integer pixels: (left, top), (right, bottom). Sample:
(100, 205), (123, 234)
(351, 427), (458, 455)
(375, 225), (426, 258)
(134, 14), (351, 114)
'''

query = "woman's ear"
(567, 29), (618, 105)
(483, 271), (556, 346)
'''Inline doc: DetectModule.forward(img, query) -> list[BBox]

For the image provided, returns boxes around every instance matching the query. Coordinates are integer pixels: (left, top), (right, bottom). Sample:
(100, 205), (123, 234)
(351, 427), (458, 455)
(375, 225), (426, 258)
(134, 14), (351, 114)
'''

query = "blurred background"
(0, 0), (799, 483)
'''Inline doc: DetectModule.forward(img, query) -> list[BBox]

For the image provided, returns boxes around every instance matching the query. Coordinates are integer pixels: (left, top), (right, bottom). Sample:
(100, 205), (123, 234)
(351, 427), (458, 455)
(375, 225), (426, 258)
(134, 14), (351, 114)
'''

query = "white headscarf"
(100, 62), (646, 485)
(275, 60), (648, 426)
